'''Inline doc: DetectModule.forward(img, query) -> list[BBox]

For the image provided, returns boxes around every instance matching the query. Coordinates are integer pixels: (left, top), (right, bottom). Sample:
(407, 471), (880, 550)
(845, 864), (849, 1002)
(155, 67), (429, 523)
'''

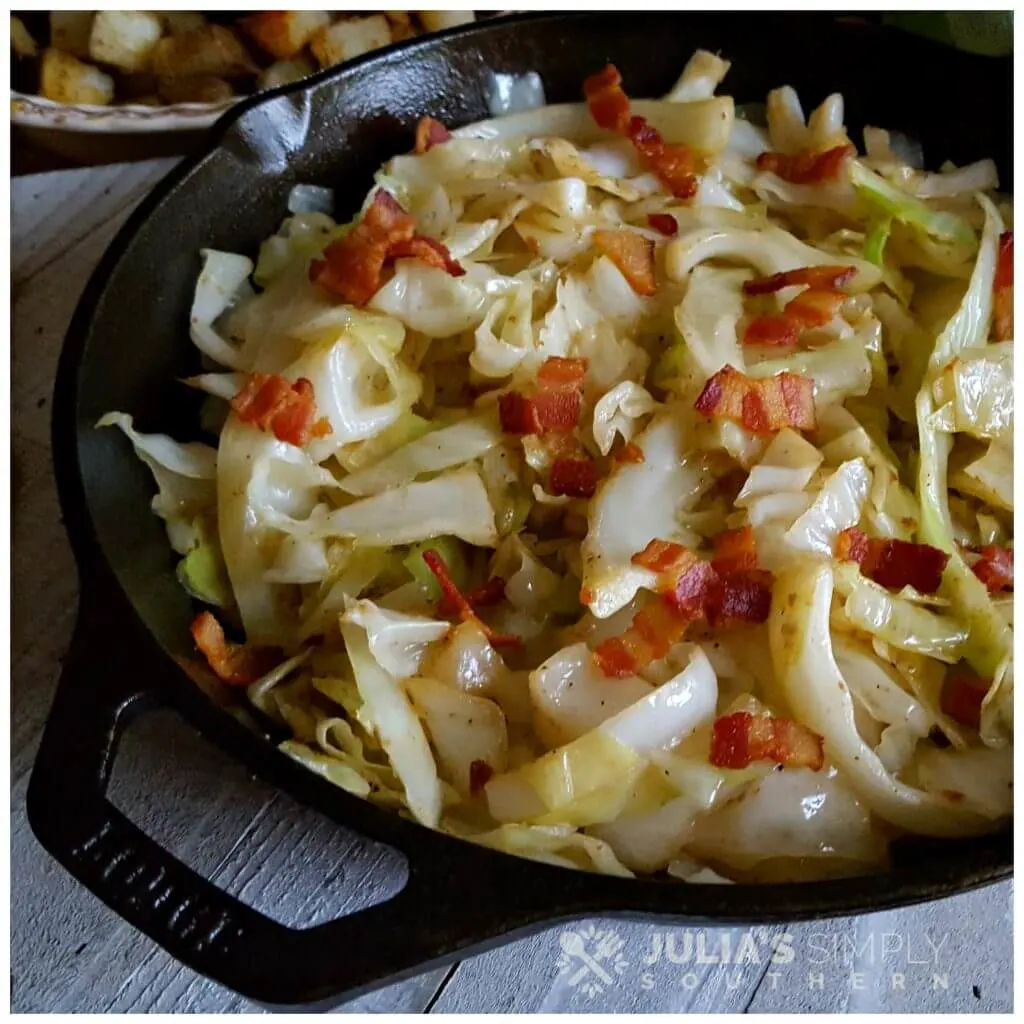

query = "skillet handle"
(27, 596), (571, 1007)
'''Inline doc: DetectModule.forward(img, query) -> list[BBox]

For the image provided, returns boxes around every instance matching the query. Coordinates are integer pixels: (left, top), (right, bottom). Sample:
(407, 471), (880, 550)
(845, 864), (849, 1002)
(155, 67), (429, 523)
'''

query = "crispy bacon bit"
(593, 229), (657, 296)
(647, 213), (678, 237)
(835, 526), (870, 565)
(711, 526), (759, 574)
(422, 551), (520, 649)
(744, 286), (848, 349)
(710, 711), (825, 770)
(971, 545), (1013, 593)
(835, 528), (950, 594)
(993, 232), (1013, 341)
(743, 315), (801, 349)
(940, 673), (989, 729)
(626, 115), (699, 199)
(705, 570), (773, 627)
(670, 559), (718, 613)
(231, 373), (321, 446)
(743, 265), (856, 296)
(594, 597), (698, 678)
(310, 190), (414, 305)
(537, 356), (587, 389)
(389, 234), (465, 276)
(498, 357), (586, 436)
(694, 366), (816, 434)
(469, 759), (495, 795)
(583, 64), (698, 199)
(632, 539), (699, 584)
(755, 144), (856, 184)
(549, 457), (598, 499)
(190, 611), (275, 686)
(583, 64), (631, 133)
(414, 115), (451, 154)
(438, 576), (506, 617)
(310, 190), (463, 305)
(497, 391), (542, 435)
(615, 441), (645, 464)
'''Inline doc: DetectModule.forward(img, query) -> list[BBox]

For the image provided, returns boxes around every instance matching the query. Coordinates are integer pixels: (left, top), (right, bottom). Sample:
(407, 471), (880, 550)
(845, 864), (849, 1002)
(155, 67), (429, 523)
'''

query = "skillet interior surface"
(39, 10), (1012, 1007)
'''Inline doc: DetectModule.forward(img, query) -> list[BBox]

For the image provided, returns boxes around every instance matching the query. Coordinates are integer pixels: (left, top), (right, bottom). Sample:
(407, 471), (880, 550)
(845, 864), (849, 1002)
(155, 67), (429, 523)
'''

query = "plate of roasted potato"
(11, 10), (481, 140)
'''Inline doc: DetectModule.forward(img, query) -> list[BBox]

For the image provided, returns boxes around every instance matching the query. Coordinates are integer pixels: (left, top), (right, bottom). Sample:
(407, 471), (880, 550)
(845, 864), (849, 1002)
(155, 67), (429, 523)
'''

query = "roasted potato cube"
(257, 56), (316, 92)
(11, 16), (38, 59)
(149, 25), (258, 80)
(310, 15), (391, 69)
(88, 10), (163, 73)
(39, 48), (114, 106)
(418, 12), (476, 33)
(242, 11), (329, 60)
(385, 12), (417, 43)
(49, 12), (95, 59)
(161, 13), (207, 36)
(158, 75), (234, 105)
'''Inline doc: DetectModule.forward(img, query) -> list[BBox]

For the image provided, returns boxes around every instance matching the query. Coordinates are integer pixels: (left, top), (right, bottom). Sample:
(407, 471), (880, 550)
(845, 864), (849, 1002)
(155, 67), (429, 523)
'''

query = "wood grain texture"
(10, 162), (1013, 1014)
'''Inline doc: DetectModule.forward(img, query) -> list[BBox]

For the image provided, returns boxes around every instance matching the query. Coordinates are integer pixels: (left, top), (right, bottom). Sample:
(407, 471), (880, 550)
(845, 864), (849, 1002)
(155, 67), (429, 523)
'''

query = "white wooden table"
(11, 159), (1013, 1014)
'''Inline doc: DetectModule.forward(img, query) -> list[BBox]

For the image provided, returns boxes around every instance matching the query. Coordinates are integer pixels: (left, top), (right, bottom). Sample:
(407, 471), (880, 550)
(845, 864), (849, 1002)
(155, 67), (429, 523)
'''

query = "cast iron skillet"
(29, 11), (1013, 1010)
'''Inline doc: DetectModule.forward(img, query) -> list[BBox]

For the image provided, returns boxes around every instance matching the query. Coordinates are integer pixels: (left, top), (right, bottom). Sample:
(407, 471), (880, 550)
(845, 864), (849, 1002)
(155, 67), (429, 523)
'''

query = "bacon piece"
(743, 315), (801, 349)
(615, 441), (645, 464)
(743, 265), (856, 296)
(940, 673), (989, 729)
(190, 611), (276, 686)
(310, 190), (463, 304)
(669, 559), (718, 613)
(438, 576), (506, 617)
(497, 391), (542, 435)
(422, 551), (520, 649)
(711, 526), (759, 574)
(583, 64), (698, 199)
(594, 597), (698, 677)
(971, 545), (1013, 593)
(632, 539), (695, 576)
(469, 759), (495, 795)
(388, 234), (465, 276)
(231, 373), (322, 446)
(549, 458), (598, 499)
(593, 229), (657, 296)
(414, 115), (451, 154)
(993, 231), (1013, 341)
(710, 711), (825, 770)
(632, 539), (700, 589)
(835, 528), (950, 594)
(647, 213), (678, 237)
(744, 287), (847, 348)
(537, 356), (587, 389)
(583, 64), (631, 133)
(310, 190), (415, 305)
(626, 115), (698, 199)
(835, 526), (870, 565)
(705, 570), (773, 627)
(755, 144), (856, 184)
(694, 366), (816, 434)
(498, 357), (586, 435)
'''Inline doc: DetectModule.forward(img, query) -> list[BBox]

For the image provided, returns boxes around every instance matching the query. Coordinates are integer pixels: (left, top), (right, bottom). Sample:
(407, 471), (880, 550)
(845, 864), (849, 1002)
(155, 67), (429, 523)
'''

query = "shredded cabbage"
(103, 53), (1013, 883)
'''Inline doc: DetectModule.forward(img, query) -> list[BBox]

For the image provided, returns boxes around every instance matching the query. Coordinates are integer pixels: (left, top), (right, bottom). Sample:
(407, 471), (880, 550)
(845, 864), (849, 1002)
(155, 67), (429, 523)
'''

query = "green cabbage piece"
(403, 536), (469, 601)
(850, 161), (977, 250)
